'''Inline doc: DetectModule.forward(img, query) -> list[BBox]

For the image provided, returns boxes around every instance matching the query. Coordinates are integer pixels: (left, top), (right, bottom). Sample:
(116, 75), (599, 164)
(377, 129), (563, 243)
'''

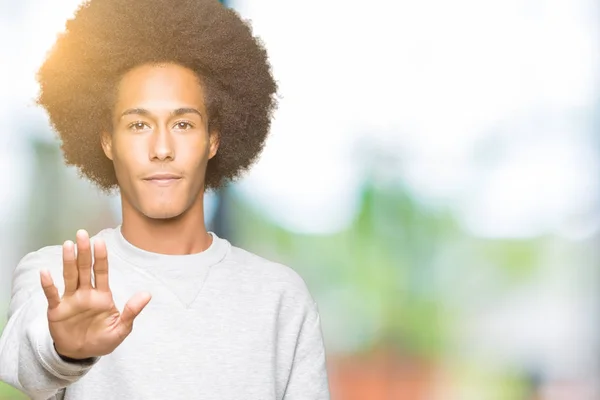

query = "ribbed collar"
(104, 225), (230, 270)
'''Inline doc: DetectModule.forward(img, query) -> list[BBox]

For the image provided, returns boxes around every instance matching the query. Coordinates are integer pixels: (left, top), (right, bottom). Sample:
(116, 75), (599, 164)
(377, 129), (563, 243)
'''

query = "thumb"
(119, 292), (152, 330)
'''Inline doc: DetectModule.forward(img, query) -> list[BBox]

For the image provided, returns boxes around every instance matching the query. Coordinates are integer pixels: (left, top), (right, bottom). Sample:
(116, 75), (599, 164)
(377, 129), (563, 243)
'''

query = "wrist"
(53, 342), (96, 364)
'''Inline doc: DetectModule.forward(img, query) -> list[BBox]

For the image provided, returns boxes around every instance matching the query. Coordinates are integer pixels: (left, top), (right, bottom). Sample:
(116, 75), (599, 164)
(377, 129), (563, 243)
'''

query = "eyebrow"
(119, 107), (203, 120)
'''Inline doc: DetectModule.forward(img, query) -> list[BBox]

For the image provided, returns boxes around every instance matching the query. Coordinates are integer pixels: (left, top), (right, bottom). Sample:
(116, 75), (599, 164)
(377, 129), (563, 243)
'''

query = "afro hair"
(37, 0), (278, 193)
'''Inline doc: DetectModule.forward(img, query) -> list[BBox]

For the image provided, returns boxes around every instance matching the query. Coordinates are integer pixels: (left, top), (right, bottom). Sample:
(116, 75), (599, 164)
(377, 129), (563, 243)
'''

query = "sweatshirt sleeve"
(0, 248), (99, 400)
(283, 302), (331, 400)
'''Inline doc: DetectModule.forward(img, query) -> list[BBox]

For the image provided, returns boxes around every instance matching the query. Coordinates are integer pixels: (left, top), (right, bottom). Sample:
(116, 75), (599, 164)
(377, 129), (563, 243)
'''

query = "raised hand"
(40, 230), (151, 360)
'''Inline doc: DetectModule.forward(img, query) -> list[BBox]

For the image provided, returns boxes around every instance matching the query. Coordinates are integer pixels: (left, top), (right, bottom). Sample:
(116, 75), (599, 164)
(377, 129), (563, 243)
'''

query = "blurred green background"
(1, 0), (599, 399)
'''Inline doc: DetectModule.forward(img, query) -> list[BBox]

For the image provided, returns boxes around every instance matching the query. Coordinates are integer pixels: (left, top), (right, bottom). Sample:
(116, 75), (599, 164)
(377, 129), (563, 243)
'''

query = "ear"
(208, 130), (220, 160)
(101, 131), (114, 161)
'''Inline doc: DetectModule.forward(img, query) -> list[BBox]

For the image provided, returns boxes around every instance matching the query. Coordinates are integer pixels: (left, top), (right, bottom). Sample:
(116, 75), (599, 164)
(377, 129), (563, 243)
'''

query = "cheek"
(112, 139), (145, 174)
(181, 137), (211, 164)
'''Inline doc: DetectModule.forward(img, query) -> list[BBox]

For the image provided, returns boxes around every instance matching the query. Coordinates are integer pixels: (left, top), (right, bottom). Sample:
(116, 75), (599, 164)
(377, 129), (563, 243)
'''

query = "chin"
(141, 206), (187, 221)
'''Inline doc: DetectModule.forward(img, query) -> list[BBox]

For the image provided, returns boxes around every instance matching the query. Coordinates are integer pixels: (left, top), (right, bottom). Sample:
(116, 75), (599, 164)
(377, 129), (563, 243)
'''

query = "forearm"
(0, 299), (97, 399)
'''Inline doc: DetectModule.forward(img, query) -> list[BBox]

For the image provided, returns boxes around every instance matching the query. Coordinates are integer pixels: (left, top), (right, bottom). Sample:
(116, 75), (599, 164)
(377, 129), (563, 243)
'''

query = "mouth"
(143, 174), (182, 186)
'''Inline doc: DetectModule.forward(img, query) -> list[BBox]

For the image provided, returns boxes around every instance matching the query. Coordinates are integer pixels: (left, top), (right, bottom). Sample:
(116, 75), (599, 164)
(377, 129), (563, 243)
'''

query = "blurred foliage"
(228, 180), (544, 360)
(0, 383), (25, 399)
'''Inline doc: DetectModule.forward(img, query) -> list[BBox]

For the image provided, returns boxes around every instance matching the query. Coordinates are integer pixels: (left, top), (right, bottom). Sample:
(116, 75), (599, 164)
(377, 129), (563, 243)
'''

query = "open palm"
(40, 230), (151, 360)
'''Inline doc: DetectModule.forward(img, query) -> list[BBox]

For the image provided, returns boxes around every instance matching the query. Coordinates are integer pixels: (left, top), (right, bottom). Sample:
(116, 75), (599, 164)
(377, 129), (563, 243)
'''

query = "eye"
(174, 121), (194, 130)
(128, 121), (150, 131)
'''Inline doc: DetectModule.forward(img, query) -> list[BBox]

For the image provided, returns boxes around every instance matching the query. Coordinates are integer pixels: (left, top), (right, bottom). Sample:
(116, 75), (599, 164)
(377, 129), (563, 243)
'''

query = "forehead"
(114, 63), (206, 112)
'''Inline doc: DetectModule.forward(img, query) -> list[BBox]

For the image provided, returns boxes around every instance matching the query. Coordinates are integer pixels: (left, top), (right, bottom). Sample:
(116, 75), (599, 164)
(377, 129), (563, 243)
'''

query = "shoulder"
(9, 245), (63, 316)
(16, 227), (115, 271)
(13, 227), (117, 287)
(13, 245), (63, 289)
(226, 244), (316, 305)
(16, 245), (62, 270)
(92, 227), (118, 242)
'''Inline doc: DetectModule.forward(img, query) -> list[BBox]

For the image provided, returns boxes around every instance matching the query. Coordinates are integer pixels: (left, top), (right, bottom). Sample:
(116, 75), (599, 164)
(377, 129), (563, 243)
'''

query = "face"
(102, 63), (219, 220)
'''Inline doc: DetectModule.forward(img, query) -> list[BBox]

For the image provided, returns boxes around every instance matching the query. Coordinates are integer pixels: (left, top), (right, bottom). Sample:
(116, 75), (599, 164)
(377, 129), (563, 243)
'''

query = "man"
(0, 0), (330, 399)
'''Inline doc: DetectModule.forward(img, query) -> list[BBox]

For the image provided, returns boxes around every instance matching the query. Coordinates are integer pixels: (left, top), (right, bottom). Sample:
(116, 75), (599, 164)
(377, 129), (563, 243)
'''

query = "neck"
(120, 195), (212, 256)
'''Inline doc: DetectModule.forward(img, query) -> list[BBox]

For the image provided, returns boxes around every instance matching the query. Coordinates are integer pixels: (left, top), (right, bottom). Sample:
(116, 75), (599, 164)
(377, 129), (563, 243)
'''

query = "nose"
(149, 126), (174, 161)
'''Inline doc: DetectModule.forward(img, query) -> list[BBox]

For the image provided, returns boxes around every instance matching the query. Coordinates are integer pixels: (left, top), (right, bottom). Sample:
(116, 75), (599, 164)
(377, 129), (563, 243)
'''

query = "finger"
(62, 240), (78, 295)
(76, 230), (92, 290)
(40, 270), (61, 310)
(93, 239), (109, 292)
(119, 292), (152, 334)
